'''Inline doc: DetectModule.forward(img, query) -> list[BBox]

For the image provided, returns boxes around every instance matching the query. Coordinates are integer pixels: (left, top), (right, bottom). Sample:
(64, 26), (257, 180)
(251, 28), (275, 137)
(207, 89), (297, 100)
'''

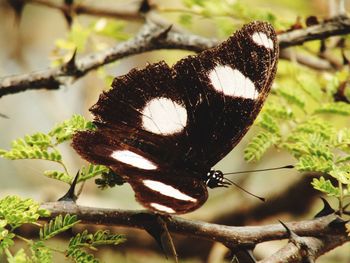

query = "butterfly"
(72, 21), (278, 214)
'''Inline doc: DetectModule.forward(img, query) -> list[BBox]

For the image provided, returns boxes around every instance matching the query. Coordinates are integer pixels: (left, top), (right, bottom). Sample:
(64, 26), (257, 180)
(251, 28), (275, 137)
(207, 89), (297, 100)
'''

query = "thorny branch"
(2, 15), (350, 97)
(40, 202), (349, 263)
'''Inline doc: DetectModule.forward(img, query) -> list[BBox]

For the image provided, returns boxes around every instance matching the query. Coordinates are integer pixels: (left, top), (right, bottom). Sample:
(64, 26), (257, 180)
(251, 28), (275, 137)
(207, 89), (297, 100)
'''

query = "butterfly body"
(73, 21), (278, 214)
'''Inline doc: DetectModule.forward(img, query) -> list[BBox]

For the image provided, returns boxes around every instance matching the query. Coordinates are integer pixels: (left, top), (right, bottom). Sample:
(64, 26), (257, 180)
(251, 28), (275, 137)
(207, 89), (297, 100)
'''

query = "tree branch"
(2, 16), (350, 98)
(40, 201), (349, 262)
(260, 235), (348, 263)
(278, 16), (350, 48)
(26, 0), (144, 21)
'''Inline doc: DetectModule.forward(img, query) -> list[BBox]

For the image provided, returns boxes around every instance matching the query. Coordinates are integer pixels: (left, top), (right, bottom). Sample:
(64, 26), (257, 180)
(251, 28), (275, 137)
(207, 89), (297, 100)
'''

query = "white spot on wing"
(142, 97), (187, 135)
(209, 65), (258, 99)
(143, 179), (197, 202)
(149, 203), (176, 213)
(111, 150), (157, 170)
(252, 32), (274, 49)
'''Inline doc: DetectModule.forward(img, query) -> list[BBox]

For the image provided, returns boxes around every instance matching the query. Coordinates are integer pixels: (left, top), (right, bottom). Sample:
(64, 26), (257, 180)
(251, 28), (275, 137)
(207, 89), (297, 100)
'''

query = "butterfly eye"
(205, 170), (226, 189)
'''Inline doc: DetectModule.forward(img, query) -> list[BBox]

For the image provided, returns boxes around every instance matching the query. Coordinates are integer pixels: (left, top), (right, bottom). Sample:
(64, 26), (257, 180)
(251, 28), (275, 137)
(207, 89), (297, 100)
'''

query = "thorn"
(334, 81), (350, 103)
(8, 0), (25, 24)
(229, 248), (256, 263)
(343, 201), (350, 211)
(63, 0), (74, 27)
(314, 197), (335, 218)
(64, 49), (78, 74)
(58, 171), (79, 202)
(138, 0), (153, 14)
(320, 39), (326, 53)
(154, 25), (173, 41)
(328, 217), (349, 230)
(279, 220), (297, 240)
(279, 220), (305, 247)
(279, 220), (314, 262)
(63, 12), (73, 27)
(0, 113), (9, 119)
(342, 49), (349, 65)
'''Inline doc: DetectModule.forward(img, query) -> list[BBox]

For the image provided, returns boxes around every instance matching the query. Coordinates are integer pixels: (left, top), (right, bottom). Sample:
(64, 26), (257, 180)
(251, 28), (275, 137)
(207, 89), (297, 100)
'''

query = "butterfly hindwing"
(72, 21), (278, 214)
(73, 126), (208, 214)
(127, 171), (208, 214)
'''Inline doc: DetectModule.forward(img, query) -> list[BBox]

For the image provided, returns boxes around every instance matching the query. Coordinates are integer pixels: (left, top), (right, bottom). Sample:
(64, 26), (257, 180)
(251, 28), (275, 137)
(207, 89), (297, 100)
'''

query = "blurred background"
(0, 0), (349, 262)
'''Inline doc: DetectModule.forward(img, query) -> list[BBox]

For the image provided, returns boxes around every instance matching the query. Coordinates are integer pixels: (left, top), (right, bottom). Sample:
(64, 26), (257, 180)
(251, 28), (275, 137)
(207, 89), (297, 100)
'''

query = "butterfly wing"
(173, 21), (278, 167)
(73, 126), (208, 214)
(72, 21), (278, 214)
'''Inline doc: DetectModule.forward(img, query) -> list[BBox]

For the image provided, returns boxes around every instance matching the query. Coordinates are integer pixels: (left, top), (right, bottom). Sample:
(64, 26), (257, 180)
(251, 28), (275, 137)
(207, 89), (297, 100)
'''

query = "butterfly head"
(205, 170), (231, 189)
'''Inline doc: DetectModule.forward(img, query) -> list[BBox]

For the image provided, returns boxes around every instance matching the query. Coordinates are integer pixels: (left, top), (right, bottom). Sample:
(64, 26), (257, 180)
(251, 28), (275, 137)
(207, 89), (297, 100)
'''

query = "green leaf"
(276, 86), (306, 109)
(244, 131), (280, 162)
(55, 22), (91, 52)
(178, 14), (193, 26)
(336, 156), (350, 165)
(295, 155), (334, 173)
(23, 133), (52, 148)
(92, 19), (129, 40)
(289, 117), (335, 141)
(334, 128), (350, 154)
(78, 164), (109, 183)
(312, 177), (340, 197)
(329, 165), (350, 184)
(0, 143), (62, 162)
(257, 112), (280, 134)
(7, 248), (31, 263)
(40, 214), (80, 240)
(0, 221), (15, 253)
(296, 74), (324, 102)
(49, 114), (95, 144)
(43, 170), (73, 184)
(0, 196), (50, 230)
(314, 102), (350, 116)
(182, 0), (206, 8)
(283, 133), (334, 161)
(67, 249), (99, 263)
(68, 230), (125, 251)
(31, 242), (52, 263)
(264, 103), (294, 120)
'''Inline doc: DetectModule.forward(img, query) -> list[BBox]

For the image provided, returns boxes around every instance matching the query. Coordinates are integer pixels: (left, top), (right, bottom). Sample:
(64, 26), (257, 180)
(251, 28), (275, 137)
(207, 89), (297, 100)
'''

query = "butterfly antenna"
(223, 177), (265, 202)
(223, 164), (294, 176)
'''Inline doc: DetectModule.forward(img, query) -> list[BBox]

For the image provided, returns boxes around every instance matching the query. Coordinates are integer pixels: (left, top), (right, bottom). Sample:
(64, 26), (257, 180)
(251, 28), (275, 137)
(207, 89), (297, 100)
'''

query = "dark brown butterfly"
(73, 21), (278, 214)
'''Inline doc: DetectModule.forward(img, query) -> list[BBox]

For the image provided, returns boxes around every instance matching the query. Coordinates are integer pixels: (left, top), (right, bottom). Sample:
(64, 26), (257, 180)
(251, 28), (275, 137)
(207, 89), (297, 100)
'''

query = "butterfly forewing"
(173, 21), (278, 167)
(72, 21), (278, 214)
